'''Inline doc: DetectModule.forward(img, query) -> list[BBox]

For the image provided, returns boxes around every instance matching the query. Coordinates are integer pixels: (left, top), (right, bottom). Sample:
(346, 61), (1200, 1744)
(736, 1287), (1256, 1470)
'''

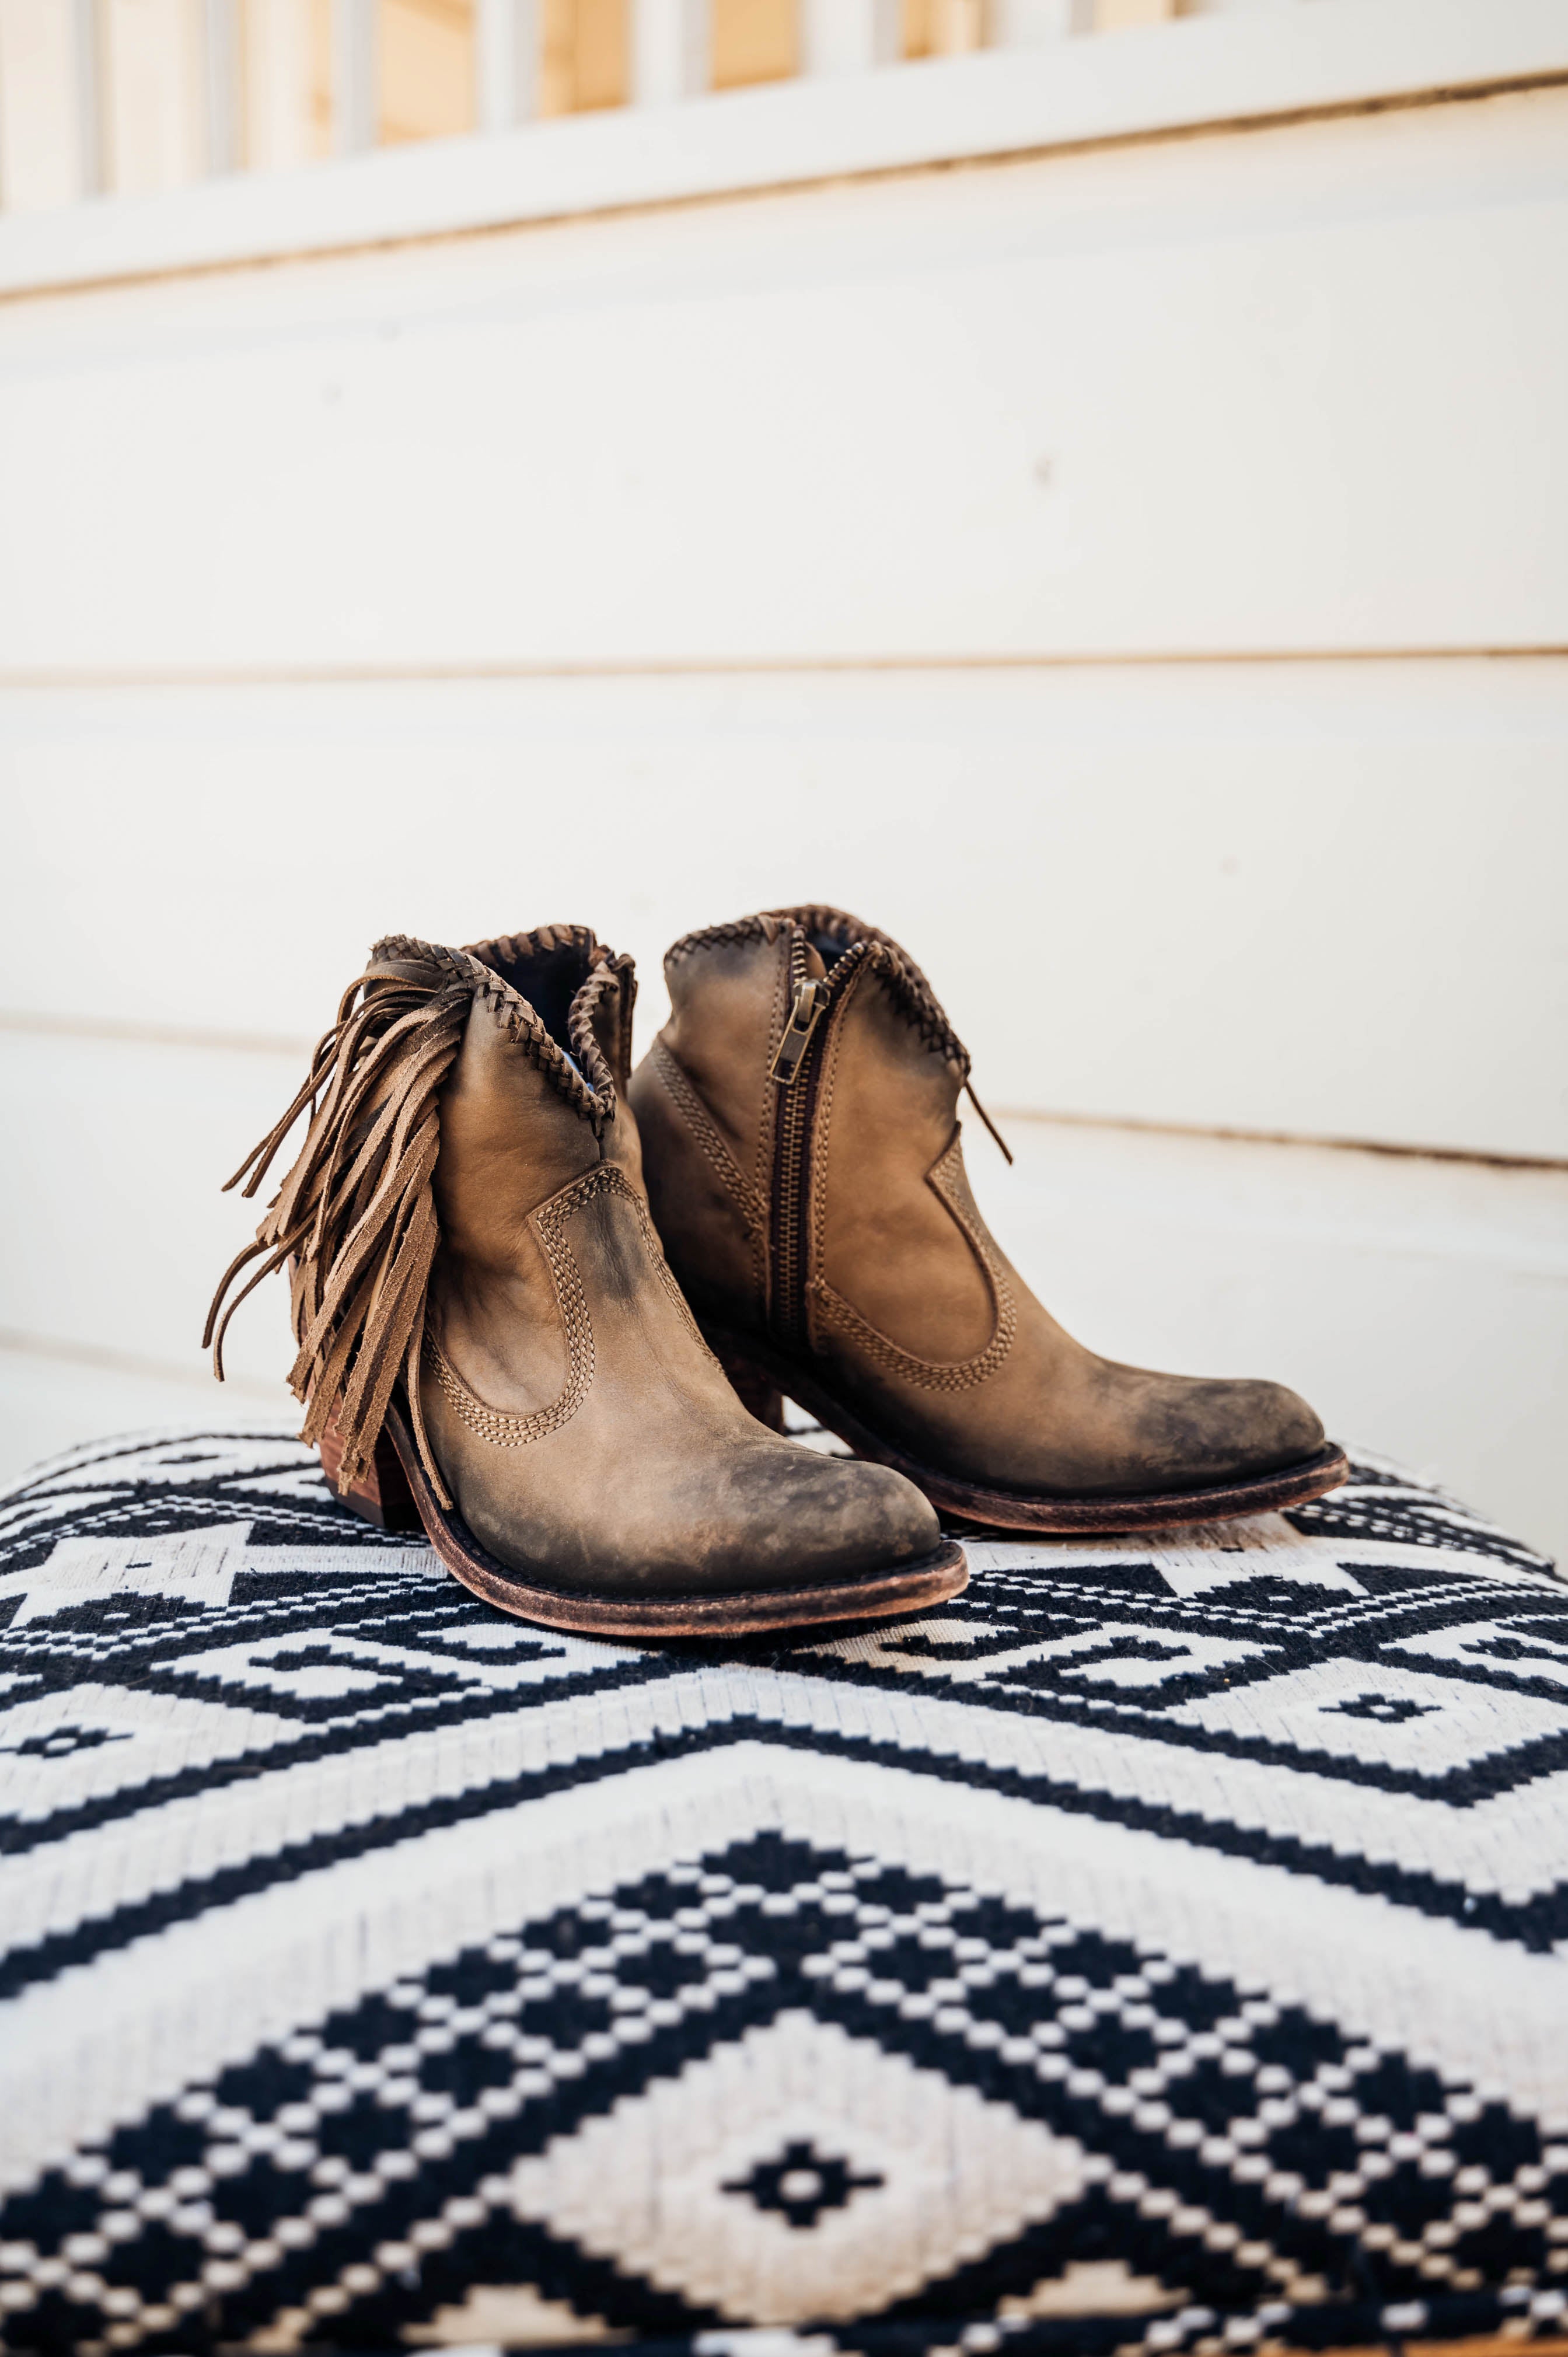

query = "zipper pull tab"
(768, 979), (826, 1086)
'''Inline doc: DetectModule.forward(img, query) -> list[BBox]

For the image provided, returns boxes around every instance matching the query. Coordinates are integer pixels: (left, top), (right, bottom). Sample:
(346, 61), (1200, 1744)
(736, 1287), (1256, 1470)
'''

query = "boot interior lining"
(479, 941), (594, 1055)
(804, 926), (855, 972)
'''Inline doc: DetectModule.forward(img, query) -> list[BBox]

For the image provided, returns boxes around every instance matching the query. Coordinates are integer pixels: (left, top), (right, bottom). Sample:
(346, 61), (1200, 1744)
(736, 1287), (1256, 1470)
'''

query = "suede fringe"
(202, 963), (469, 1504)
(204, 934), (630, 1503)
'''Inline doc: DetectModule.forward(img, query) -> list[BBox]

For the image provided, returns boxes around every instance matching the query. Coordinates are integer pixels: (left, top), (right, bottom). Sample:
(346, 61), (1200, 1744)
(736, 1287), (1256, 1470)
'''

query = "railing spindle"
(71, 0), (103, 196)
(477, 0), (539, 131)
(332, 0), (375, 155)
(991, 0), (1091, 44)
(632, 0), (711, 106)
(800, 0), (901, 76)
(204, 0), (241, 173)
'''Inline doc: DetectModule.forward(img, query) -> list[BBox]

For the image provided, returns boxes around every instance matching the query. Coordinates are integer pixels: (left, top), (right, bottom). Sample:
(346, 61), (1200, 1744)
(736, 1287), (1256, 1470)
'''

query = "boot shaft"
(633, 906), (1000, 1366)
(421, 925), (640, 1272)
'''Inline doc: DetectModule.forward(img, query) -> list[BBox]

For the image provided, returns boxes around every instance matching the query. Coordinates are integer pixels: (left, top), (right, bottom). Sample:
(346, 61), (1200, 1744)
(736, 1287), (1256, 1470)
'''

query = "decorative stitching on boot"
(808, 1133), (1017, 1394)
(648, 1041), (769, 1240)
(429, 1164), (703, 1447)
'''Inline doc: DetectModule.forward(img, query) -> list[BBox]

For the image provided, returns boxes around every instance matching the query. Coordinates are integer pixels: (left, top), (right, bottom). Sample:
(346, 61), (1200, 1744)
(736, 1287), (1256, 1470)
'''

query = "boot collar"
(665, 903), (970, 1077)
(373, 924), (634, 1133)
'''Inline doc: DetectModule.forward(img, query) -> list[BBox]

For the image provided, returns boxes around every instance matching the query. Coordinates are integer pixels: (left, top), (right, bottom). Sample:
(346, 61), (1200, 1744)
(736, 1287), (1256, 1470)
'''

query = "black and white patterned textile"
(1, 1427), (1565, 2357)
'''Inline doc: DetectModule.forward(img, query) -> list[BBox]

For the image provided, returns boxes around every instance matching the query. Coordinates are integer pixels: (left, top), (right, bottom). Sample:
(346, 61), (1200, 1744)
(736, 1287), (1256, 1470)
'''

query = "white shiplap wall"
(1, 8), (1564, 1551)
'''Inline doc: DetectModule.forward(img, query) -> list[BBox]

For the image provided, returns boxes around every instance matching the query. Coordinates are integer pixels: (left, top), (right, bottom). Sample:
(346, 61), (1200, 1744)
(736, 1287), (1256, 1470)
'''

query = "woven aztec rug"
(0, 1426), (1564, 2357)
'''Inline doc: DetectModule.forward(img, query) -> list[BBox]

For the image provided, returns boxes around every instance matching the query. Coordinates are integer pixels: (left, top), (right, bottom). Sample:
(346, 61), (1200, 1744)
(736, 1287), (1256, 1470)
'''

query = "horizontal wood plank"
(0, 86), (1565, 668)
(2, 657), (1564, 1160)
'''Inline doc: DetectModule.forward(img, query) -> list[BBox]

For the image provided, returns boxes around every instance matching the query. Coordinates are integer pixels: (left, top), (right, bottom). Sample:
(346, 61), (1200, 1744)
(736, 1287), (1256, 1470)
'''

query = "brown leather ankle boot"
(205, 925), (964, 1635)
(628, 906), (1347, 1532)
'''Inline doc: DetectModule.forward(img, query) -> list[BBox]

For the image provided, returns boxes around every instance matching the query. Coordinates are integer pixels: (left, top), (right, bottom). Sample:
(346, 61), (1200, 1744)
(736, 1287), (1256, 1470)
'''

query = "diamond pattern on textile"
(0, 1429), (1563, 2356)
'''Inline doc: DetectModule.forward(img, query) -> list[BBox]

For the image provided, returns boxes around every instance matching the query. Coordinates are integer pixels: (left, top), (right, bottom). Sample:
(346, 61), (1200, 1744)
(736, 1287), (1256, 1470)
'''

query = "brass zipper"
(767, 976), (826, 1086)
(769, 934), (849, 1353)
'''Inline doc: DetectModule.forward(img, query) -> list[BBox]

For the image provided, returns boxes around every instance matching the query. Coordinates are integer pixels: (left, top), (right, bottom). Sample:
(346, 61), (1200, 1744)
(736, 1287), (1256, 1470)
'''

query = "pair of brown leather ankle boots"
(207, 908), (1345, 1639)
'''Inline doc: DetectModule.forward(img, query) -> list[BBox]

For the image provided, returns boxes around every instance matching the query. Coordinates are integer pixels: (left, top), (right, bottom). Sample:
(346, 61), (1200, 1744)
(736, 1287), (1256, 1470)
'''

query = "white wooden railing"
(0, 0), (1347, 217)
(0, 0), (1559, 300)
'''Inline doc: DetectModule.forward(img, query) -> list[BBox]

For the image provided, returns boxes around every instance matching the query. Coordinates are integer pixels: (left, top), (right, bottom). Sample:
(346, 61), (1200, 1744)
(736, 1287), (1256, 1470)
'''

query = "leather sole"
(701, 1322), (1351, 1535)
(319, 1403), (969, 1639)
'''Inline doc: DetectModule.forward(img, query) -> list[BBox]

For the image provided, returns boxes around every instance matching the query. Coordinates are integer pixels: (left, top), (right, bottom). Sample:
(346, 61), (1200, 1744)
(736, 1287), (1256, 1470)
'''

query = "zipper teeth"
(769, 933), (861, 1351)
(770, 933), (812, 1349)
(787, 1025), (829, 1350)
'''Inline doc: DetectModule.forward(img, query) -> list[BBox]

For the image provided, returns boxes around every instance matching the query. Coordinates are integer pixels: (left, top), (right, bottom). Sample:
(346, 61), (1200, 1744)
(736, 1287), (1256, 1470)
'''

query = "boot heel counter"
(319, 1413), (423, 1533)
(702, 1328), (787, 1432)
(629, 1042), (767, 1328)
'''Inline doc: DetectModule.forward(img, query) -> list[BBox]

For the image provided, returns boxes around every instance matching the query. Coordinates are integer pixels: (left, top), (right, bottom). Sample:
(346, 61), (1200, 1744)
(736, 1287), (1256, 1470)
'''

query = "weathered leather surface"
(422, 931), (941, 1593)
(631, 907), (1326, 1500)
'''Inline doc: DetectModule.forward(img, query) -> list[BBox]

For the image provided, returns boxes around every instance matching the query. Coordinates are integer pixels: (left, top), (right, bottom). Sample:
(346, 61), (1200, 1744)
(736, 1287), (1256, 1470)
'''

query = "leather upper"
(206, 919), (945, 1600)
(420, 928), (942, 1591)
(630, 907), (1326, 1501)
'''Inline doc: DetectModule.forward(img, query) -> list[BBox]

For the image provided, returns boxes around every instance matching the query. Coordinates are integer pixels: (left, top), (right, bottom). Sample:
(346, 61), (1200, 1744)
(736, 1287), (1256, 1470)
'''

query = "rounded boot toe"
(804, 1454), (944, 1578)
(1235, 1376), (1320, 1471)
(697, 1443), (944, 1593)
(1127, 1370), (1326, 1493)
(1204, 1378), (1326, 1484)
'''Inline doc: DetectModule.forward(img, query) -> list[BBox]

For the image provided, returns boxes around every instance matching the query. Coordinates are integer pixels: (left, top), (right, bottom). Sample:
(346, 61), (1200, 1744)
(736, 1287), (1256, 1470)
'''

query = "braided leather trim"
(648, 1040), (768, 1239)
(568, 957), (635, 1098)
(371, 933), (621, 1130)
(664, 907), (969, 1076)
(808, 1134), (1015, 1394)
(469, 921), (599, 968)
(428, 1163), (701, 1447)
(780, 909), (968, 1074)
(663, 914), (782, 965)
